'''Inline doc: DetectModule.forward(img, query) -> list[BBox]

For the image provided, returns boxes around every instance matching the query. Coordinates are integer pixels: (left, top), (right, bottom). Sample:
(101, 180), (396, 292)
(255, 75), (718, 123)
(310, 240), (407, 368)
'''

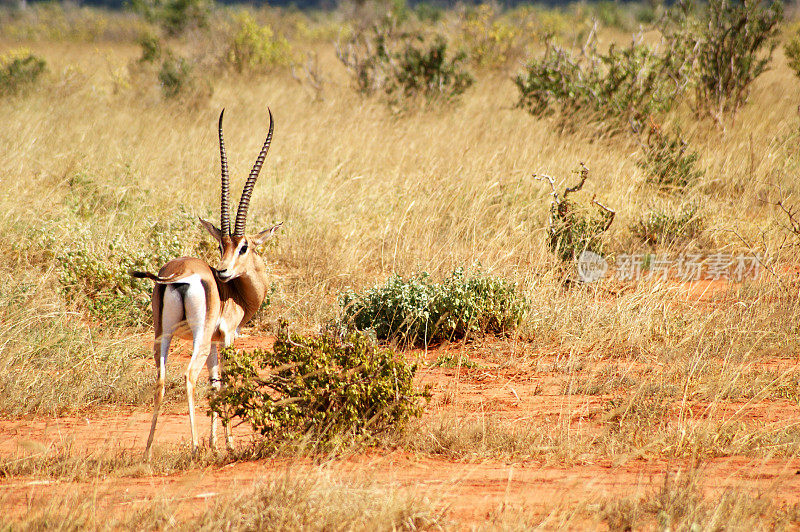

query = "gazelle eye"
(239, 244), (248, 255)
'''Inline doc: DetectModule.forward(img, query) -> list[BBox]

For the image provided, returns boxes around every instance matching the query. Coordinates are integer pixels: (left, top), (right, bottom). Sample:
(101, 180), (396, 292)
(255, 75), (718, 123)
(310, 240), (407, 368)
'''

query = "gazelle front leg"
(222, 334), (235, 451)
(206, 344), (222, 451)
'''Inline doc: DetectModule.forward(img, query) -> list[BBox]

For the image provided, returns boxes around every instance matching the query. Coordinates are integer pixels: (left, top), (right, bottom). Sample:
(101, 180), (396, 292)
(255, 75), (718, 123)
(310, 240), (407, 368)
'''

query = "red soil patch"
(4, 332), (800, 526)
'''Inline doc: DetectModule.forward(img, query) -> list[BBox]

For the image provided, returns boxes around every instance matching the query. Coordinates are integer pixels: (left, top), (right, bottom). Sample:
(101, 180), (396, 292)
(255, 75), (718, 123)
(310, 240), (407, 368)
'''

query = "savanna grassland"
(2, 0), (800, 529)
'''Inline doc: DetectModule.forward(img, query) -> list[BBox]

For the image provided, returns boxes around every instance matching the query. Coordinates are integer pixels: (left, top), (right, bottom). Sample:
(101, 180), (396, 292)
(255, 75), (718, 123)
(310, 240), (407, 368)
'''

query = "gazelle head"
(199, 109), (282, 282)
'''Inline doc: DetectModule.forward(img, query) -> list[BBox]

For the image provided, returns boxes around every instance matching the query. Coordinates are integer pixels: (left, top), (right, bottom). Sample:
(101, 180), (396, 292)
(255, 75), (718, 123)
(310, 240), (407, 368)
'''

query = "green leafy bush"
(227, 12), (294, 73)
(0, 48), (46, 96)
(157, 53), (193, 98)
(57, 220), (188, 327)
(784, 24), (800, 79)
(663, 0), (783, 118)
(209, 328), (428, 445)
(537, 164), (616, 262)
(339, 267), (525, 346)
(129, 35), (211, 102)
(389, 35), (473, 104)
(638, 123), (703, 190)
(630, 203), (704, 246)
(137, 32), (162, 64)
(129, 0), (210, 35)
(156, 52), (212, 103)
(335, 25), (389, 96)
(336, 26), (473, 106)
(514, 38), (682, 134)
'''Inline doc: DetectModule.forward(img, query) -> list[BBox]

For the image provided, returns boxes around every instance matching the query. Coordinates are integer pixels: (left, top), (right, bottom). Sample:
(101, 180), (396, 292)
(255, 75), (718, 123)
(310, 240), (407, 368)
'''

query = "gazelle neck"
(224, 255), (269, 326)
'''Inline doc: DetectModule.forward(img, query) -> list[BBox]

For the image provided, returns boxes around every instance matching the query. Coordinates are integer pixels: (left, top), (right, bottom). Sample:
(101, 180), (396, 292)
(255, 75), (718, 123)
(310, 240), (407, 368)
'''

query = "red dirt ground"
(3, 288), (800, 527)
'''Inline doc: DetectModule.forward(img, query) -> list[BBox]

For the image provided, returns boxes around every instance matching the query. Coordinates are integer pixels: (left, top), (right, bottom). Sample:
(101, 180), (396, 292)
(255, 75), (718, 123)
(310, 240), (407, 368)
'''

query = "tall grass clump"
(0, 280), (152, 416)
(210, 327), (428, 446)
(195, 475), (443, 530)
(630, 203), (704, 246)
(638, 123), (704, 190)
(339, 267), (525, 346)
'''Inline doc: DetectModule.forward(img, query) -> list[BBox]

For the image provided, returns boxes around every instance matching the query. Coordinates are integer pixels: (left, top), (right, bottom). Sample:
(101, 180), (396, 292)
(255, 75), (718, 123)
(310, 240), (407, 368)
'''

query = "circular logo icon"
(576, 250), (608, 283)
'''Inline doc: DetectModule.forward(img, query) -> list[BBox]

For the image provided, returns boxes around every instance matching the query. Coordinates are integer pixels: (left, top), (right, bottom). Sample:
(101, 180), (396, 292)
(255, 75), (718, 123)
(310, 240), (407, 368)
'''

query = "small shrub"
(638, 122), (703, 190)
(209, 327), (428, 445)
(336, 26), (473, 106)
(157, 53), (192, 98)
(0, 48), (46, 96)
(129, 36), (211, 103)
(514, 37), (683, 134)
(156, 52), (213, 102)
(389, 35), (473, 104)
(630, 203), (704, 246)
(227, 12), (294, 74)
(785, 25), (800, 79)
(414, 2), (443, 23)
(537, 164), (616, 262)
(129, 0), (210, 36)
(335, 24), (394, 96)
(57, 218), (189, 327)
(431, 353), (479, 369)
(663, 0), (783, 119)
(137, 32), (162, 64)
(339, 267), (525, 347)
(458, 4), (522, 70)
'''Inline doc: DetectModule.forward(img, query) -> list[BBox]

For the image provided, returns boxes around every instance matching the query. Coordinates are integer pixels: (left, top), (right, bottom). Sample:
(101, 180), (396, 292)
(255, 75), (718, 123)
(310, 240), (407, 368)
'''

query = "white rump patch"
(162, 274), (207, 340)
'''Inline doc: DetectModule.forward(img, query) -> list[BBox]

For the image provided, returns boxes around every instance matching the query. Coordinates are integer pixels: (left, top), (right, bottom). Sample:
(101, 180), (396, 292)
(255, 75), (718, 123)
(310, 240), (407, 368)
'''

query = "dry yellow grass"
(2, 3), (800, 527)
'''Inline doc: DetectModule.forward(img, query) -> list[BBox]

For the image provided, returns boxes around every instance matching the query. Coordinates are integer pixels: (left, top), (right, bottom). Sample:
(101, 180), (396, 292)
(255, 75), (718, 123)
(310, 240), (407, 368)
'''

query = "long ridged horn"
(233, 108), (273, 237)
(219, 109), (231, 235)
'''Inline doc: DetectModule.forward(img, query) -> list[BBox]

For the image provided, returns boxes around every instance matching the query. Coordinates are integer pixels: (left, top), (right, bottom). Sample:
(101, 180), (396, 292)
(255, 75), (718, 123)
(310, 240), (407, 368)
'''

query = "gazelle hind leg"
(180, 278), (209, 458)
(185, 340), (210, 457)
(144, 287), (181, 460)
(144, 338), (169, 461)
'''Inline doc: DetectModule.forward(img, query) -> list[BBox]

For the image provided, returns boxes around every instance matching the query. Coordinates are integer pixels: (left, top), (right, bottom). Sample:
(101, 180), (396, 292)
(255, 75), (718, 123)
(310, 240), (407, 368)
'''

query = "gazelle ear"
(199, 217), (224, 243)
(251, 222), (283, 245)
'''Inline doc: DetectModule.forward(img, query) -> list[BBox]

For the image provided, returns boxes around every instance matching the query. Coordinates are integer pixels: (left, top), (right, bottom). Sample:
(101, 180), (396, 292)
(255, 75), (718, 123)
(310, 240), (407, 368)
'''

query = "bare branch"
(563, 162), (589, 198)
(533, 173), (557, 194)
(591, 194), (616, 231)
